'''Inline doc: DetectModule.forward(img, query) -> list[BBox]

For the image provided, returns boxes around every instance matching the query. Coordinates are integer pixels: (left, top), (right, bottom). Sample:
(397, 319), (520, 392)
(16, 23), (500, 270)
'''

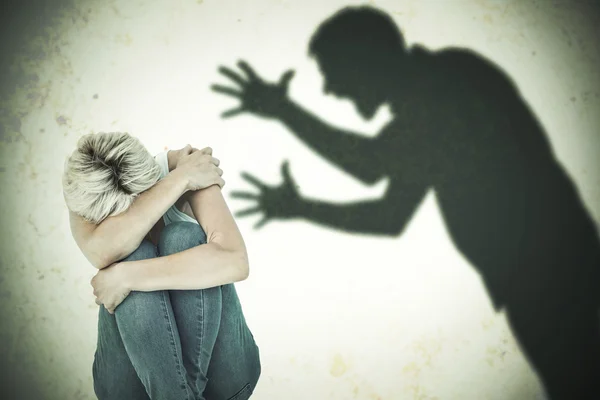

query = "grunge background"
(1, 1), (599, 399)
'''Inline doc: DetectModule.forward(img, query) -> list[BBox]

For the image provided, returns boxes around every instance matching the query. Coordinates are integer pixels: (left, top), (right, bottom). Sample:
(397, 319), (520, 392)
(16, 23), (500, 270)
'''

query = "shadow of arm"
(277, 99), (384, 185)
(296, 180), (429, 236)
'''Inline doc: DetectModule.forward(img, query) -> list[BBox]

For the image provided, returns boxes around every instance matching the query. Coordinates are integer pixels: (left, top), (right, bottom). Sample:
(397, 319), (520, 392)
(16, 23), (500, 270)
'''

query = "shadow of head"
(308, 6), (409, 119)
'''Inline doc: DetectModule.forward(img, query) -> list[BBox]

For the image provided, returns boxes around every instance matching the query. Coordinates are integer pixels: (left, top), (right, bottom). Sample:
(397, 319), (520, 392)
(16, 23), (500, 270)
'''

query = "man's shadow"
(211, 6), (600, 399)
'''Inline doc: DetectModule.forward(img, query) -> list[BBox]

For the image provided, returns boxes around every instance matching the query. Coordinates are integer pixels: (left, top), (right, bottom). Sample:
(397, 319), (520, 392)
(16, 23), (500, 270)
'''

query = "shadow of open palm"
(212, 61), (295, 120)
(230, 161), (303, 230)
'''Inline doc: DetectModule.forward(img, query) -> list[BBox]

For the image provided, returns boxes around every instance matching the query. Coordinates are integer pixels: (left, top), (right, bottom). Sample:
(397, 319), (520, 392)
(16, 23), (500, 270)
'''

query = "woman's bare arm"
(120, 184), (250, 291)
(69, 167), (188, 270)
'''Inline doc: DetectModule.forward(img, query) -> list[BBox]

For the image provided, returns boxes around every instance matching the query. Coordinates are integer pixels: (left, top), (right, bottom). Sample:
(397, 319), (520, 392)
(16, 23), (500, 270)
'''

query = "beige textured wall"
(1, 0), (599, 399)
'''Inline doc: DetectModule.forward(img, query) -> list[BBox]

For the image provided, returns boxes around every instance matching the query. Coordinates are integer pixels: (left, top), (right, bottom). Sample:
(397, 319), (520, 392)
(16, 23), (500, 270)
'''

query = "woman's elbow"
(85, 235), (130, 269)
(89, 247), (127, 270)
(90, 252), (117, 270)
(213, 242), (249, 282)
(236, 267), (250, 282)
(234, 251), (250, 281)
(84, 244), (112, 269)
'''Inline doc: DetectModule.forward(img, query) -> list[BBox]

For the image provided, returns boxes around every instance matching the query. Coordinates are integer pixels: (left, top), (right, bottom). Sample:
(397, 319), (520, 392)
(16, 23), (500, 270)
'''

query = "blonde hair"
(62, 132), (162, 224)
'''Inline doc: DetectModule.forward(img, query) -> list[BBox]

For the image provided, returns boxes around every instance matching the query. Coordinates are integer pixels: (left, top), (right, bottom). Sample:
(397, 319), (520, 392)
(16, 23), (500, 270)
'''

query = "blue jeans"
(92, 221), (261, 400)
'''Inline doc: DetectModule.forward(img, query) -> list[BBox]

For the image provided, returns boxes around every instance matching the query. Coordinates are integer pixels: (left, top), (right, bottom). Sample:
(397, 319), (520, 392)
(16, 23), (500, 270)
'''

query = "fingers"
(237, 60), (259, 81)
(235, 206), (262, 218)
(240, 171), (268, 190)
(211, 84), (243, 98)
(222, 107), (245, 119)
(230, 190), (260, 200)
(281, 160), (292, 182)
(218, 66), (248, 87)
(99, 302), (115, 314)
(199, 169), (225, 189)
(95, 296), (114, 315)
(182, 144), (193, 155)
(199, 147), (212, 155)
(187, 147), (209, 156)
(280, 161), (300, 190)
(279, 70), (295, 88)
(207, 174), (225, 189)
(189, 152), (219, 166)
(254, 216), (269, 230)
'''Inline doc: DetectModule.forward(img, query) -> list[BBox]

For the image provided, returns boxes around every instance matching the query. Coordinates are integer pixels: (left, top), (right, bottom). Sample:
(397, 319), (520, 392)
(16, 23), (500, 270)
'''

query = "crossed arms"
(68, 151), (249, 292)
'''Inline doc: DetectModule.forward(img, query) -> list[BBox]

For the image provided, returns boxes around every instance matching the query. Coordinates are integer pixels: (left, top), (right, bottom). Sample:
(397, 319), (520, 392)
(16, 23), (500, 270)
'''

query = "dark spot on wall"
(0, 114), (22, 142)
(56, 115), (68, 125)
(0, 0), (76, 99)
(582, 92), (591, 102)
(93, 93), (98, 99)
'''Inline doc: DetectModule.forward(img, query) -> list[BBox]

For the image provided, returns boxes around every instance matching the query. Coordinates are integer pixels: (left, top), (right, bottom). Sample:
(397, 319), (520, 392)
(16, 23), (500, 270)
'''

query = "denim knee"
(158, 221), (207, 256)
(122, 239), (157, 262)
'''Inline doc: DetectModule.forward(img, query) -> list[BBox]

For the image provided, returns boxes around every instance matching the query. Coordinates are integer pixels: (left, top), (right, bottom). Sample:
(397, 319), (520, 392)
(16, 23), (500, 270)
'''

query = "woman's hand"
(171, 145), (225, 192)
(91, 262), (131, 314)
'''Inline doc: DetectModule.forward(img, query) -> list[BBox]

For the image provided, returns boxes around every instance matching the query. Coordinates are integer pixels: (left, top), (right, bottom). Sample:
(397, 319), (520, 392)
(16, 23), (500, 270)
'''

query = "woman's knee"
(158, 221), (207, 256)
(115, 291), (174, 345)
(122, 239), (157, 262)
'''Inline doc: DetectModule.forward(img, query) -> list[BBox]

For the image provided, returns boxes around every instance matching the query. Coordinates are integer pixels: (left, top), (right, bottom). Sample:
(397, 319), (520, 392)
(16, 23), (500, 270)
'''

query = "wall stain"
(400, 332), (444, 399)
(481, 317), (495, 331)
(410, 334), (443, 368)
(0, 0), (90, 154)
(330, 353), (348, 377)
(115, 33), (133, 46)
(56, 115), (70, 126)
(406, 384), (439, 400)
(485, 326), (519, 367)
(341, 374), (382, 400)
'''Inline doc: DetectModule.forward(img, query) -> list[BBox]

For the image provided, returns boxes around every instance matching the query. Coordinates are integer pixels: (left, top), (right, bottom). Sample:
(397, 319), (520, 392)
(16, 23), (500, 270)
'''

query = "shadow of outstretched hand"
(230, 161), (303, 230)
(211, 60), (295, 119)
